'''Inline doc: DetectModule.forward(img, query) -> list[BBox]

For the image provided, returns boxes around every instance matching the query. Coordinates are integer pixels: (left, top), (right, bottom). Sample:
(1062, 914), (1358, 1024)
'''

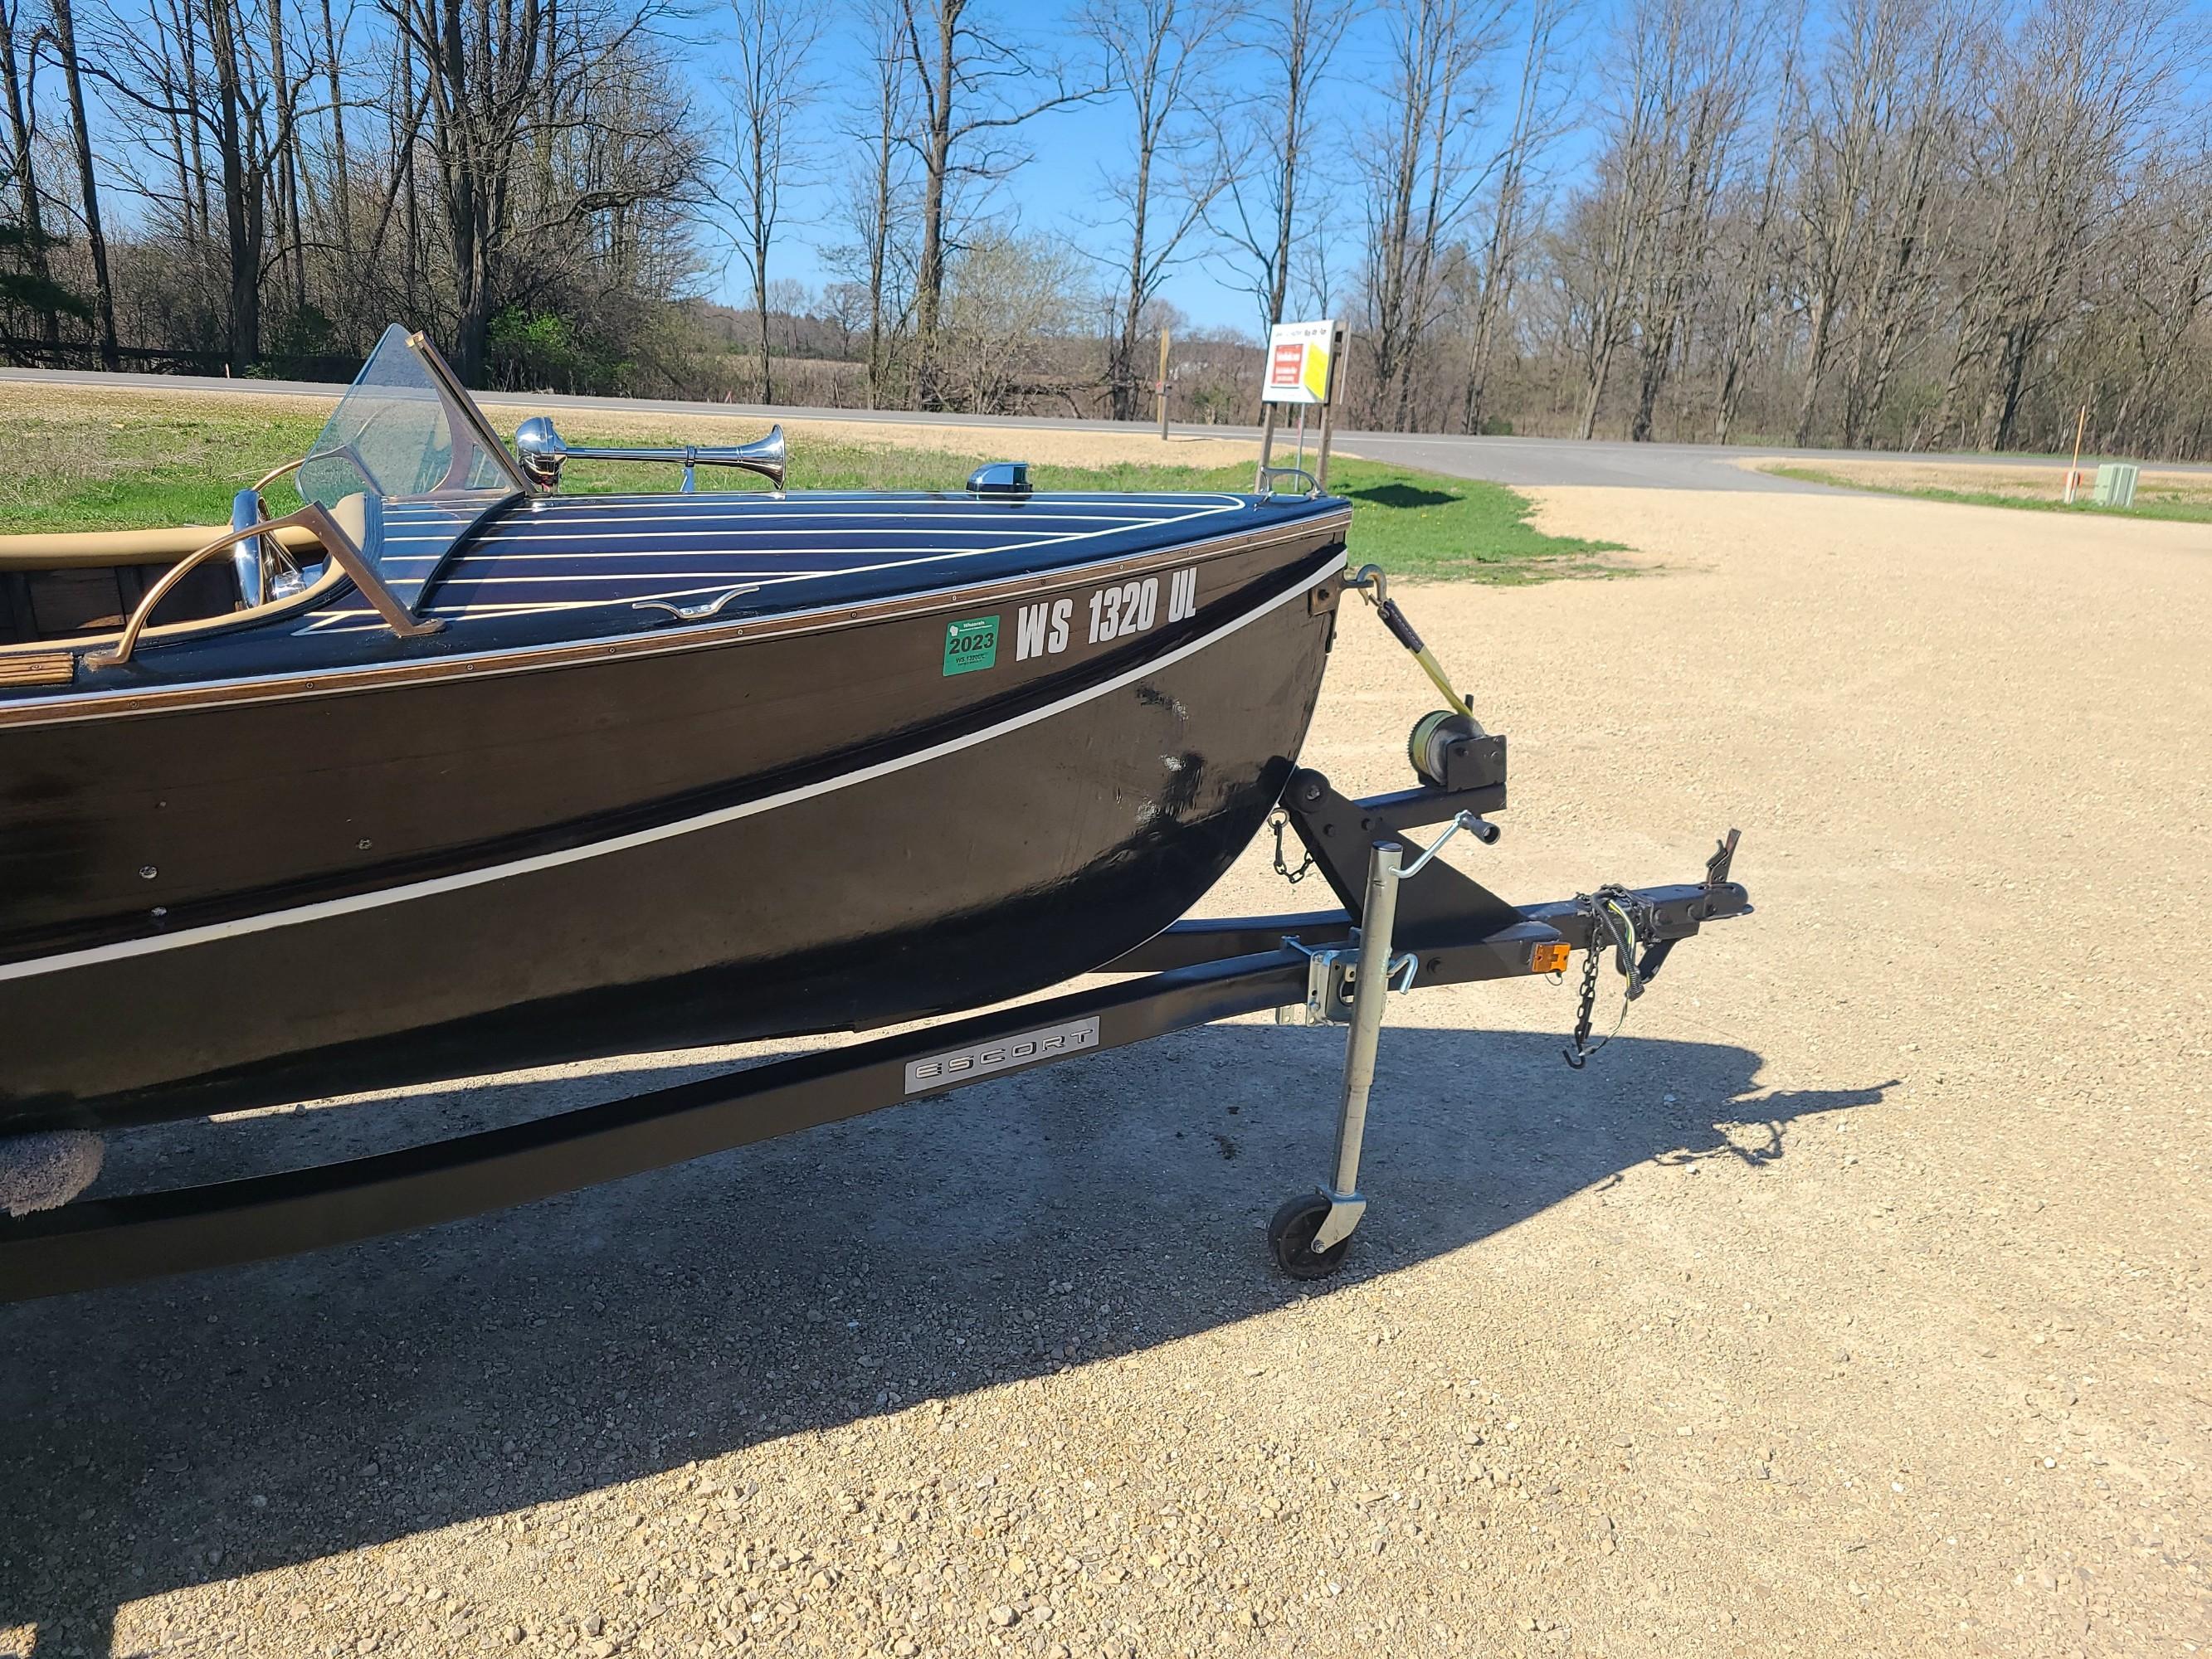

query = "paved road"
(8, 363), (2205, 491)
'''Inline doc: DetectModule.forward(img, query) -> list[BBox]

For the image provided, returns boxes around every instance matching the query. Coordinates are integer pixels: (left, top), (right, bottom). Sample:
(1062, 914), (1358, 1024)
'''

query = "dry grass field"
(0, 382), (1263, 524)
(0, 382), (1269, 471)
(2, 455), (2209, 1658)
(1746, 454), (2212, 521)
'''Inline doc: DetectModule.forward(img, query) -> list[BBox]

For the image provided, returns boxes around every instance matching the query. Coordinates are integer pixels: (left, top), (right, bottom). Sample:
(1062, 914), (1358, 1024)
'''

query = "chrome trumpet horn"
(513, 416), (787, 494)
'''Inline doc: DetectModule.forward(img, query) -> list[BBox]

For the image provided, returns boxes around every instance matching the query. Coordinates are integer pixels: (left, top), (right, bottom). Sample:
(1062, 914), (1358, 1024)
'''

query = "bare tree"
(1208, 0), (1347, 339)
(1626, 0), (1772, 440)
(718, 0), (821, 404)
(1081, 0), (1236, 420)
(1562, 2), (1664, 438)
(829, 0), (916, 408)
(2102, 144), (2212, 450)
(46, 0), (118, 362)
(0, 0), (70, 343)
(1358, 0), (1511, 430)
(1707, 12), (1794, 441)
(1833, 0), (1972, 446)
(1786, 0), (1919, 445)
(314, 0), (350, 269)
(1953, 0), (2195, 448)
(896, 0), (1098, 403)
(1457, 0), (1573, 435)
(935, 226), (1087, 412)
(11, 0), (2212, 458)
(379, 0), (699, 379)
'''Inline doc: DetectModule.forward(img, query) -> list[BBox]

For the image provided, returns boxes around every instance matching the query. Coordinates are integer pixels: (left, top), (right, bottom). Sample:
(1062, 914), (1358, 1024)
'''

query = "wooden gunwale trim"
(0, 507), (1350, 731)
(0, 652), (74, 687)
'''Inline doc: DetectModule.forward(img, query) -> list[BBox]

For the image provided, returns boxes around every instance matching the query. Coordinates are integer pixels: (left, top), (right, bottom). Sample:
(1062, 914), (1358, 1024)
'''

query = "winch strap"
(1351, 564), (1474, 717)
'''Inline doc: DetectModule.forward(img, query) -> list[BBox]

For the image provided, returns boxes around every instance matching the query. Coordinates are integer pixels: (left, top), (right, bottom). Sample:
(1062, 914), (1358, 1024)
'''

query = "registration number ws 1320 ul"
(1013, 566), (1199, 664)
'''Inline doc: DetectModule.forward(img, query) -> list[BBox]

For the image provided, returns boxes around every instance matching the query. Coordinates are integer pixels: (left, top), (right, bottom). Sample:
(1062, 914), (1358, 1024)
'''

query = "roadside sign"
(1262, 319), (1337, 406)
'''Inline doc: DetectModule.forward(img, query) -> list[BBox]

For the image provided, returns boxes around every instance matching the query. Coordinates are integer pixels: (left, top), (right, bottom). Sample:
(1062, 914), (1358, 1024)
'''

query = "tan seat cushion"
(0, 493), (366, 571)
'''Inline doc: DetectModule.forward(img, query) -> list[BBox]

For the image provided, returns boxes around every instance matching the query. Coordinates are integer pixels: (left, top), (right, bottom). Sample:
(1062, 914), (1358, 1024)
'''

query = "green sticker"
(942, 615), (999, 675)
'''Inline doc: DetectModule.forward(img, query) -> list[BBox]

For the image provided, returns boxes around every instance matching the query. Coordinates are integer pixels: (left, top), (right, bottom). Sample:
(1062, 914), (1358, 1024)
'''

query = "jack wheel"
(1268, 1192), (1352, 1281)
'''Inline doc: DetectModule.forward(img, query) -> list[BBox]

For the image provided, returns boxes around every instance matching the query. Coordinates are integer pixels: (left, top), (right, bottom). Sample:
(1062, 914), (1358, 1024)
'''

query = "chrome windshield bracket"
(82, 502), (438, 670)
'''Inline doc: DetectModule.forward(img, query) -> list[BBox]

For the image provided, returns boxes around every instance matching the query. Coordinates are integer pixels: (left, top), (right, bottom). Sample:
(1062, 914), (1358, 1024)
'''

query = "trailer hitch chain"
(1562, 829), (1744, 1069)
(1267, 809), (1317, 885)
(1564, 887), (1652, 1069)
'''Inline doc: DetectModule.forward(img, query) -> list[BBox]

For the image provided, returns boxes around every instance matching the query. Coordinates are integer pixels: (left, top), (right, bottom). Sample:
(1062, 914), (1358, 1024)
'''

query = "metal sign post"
(1313, 319), (1348, 493)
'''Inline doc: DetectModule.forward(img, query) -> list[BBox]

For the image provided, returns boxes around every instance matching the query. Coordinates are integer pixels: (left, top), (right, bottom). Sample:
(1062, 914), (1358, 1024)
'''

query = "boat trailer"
(0, 709), (1749, 1301)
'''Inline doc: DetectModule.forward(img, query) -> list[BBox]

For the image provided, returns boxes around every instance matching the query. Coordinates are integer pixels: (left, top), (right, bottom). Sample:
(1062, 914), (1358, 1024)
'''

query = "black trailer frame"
(0, 755), (1749, 1303)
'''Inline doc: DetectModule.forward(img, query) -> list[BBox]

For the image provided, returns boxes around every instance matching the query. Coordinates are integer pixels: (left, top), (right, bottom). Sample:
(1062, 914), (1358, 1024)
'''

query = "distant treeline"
(2, 0), (2207, 456)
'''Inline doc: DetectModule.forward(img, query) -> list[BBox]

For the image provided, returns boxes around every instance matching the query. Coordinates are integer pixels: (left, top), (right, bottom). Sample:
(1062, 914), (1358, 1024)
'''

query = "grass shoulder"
(0, 393), (1622, 584)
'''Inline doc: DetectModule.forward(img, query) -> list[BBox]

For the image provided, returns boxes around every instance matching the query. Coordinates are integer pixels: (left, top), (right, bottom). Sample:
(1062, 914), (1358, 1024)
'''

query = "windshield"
(296, 324), (527, 510)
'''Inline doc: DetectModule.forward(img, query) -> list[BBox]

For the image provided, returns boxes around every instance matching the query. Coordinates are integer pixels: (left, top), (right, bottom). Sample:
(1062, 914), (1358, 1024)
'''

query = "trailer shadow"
(0, 1025), (1889, 1657)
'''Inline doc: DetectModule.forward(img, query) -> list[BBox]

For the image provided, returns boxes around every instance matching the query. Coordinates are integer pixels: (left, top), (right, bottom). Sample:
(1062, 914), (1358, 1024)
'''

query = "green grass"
(1766, 464), (2212, 524)
(0, 401), (1621, 583)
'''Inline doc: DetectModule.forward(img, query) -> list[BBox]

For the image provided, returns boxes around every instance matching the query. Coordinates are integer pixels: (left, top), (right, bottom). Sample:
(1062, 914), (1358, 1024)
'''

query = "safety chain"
(1562, 884), (1657, 1069)
(1268, 810), (1315, 885)
(1564, 942), (1604, 1069)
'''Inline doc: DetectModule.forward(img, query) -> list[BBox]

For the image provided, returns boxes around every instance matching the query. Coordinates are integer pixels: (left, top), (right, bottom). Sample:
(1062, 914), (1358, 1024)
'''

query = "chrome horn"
(513, 416), (787, 494)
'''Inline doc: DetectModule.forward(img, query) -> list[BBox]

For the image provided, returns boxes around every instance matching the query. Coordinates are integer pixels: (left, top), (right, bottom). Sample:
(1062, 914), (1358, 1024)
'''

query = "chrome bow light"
(966, 460), (1032, 499)
(513, 416), (787, 494)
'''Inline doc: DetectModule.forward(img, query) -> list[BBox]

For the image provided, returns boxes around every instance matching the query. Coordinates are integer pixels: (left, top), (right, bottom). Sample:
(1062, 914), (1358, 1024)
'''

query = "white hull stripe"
(2, 554), (1345, 985)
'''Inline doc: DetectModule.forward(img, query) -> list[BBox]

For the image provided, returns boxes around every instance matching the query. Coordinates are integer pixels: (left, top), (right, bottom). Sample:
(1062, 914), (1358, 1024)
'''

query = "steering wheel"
(229, 489), (270, 606)
(227, 460), (313, 609)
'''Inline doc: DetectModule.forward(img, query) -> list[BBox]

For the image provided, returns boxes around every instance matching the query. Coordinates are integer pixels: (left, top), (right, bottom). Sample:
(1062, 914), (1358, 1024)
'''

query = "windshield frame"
(296, 326), (531, 513)
(405, 331), (535, 498)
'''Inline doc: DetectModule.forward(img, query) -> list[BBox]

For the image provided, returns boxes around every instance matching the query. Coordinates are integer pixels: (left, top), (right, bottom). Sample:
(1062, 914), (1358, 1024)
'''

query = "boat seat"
(0, 494), (368, 571)
(0, 494), (370, 646)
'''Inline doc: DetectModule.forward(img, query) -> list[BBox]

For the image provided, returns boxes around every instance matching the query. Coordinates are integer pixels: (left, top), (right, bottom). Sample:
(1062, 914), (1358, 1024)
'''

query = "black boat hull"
(0, 530), (1343, 1132)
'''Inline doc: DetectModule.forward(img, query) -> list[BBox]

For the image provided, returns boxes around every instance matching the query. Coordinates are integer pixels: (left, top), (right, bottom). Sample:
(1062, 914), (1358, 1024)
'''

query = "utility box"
(2093, 463), (2140, 508)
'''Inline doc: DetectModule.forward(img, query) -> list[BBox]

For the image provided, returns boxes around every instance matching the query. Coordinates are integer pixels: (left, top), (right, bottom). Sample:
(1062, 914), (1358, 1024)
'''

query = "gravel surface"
(3, 486), (2207, 1658)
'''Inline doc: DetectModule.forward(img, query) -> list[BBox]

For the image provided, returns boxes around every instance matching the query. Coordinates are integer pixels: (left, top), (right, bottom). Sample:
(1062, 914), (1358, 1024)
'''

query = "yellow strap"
(1411, 646), (1471, 716)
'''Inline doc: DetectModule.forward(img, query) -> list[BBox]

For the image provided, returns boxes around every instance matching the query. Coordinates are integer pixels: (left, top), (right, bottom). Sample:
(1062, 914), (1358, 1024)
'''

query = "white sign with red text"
(1261, 319), (1337, 406)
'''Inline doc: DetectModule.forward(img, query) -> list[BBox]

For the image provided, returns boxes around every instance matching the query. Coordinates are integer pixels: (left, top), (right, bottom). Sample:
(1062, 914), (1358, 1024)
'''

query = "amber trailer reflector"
(1531, 941), (1571, 975)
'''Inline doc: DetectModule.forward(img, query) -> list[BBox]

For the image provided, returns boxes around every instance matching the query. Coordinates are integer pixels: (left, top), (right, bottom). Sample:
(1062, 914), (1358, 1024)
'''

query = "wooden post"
(2063, 404), (2087, 503)
(1157, 327), (1172, 441)
(1255, 404), (1278, 490)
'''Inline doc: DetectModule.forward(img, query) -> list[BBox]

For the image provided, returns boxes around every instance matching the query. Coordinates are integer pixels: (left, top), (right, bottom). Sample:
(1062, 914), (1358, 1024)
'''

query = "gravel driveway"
(3, 486), (2206, 1658)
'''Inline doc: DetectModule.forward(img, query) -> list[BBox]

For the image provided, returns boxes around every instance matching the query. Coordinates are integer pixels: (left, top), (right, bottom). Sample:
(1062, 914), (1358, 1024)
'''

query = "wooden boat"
(0, 327), (1348, 1132)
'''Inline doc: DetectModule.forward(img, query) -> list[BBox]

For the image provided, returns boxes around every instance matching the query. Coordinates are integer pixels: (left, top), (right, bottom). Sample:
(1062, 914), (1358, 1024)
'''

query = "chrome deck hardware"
(514, 417), (786, 494)
(631, 584), (763, 622)
(967, 461), (1033, 499)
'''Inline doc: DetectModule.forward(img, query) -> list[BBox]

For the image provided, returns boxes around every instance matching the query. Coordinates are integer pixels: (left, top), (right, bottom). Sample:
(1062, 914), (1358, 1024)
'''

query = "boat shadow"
(0, 1024), (1891, 1657)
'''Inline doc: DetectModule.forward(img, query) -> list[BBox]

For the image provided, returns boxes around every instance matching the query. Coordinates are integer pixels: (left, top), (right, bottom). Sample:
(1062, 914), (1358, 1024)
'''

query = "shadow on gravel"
(0, 1025), (1888, 1657)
